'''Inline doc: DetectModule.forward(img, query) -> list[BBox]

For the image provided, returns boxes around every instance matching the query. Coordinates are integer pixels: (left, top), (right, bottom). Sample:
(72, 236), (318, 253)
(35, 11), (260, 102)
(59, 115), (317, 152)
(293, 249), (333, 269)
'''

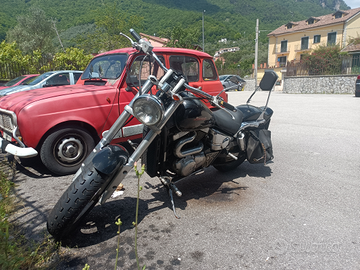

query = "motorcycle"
(47, 29), (278, 240)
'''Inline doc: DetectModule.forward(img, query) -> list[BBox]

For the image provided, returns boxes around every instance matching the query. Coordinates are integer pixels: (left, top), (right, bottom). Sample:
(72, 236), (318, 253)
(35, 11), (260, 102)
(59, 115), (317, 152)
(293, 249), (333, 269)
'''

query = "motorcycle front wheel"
(47, 166), (112, 241)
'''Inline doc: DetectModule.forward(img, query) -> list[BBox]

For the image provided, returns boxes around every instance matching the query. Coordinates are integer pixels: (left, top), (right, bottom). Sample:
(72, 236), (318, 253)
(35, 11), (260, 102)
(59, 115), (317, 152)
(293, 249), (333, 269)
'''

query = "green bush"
(301, 45), (342, 75)
(49, 47), (93, 71)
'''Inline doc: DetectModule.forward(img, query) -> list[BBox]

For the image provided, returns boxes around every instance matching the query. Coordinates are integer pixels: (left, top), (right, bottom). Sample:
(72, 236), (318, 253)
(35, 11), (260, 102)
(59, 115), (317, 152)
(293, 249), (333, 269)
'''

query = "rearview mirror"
(259, 70), (278, 91)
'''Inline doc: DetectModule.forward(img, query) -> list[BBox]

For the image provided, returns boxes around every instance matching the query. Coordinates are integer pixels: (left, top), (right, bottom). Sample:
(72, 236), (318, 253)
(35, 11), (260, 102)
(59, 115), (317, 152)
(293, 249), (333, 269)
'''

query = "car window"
(230, 76), (240, 84)
(21, 76), (36, 85)
(28, 72), (54, 85)
(169, 56), (199, 82)
(4, 76), (25, 86)
(202, 59), (218, 81)
(73, 73), (82, 83)
(128, 55), (165, 87)
(46, 73), (70, 86)
(219, 75), (227, 81)
(82, 54), (128, 80)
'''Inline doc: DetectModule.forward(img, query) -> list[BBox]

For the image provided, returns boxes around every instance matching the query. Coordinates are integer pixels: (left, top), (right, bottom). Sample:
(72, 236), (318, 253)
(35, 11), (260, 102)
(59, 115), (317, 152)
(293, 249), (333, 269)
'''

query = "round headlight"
(133, 95), (164, 126)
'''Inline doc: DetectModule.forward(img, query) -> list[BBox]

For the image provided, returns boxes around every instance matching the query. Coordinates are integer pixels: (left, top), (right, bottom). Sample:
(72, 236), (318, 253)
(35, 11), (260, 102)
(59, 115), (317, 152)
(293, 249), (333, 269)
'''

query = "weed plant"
(0, 168), (58, 269)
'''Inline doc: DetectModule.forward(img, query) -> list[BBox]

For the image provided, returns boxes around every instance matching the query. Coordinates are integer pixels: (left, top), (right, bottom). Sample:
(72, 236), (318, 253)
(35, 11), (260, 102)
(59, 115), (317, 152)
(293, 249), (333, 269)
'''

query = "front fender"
(92, 144), (129, 175)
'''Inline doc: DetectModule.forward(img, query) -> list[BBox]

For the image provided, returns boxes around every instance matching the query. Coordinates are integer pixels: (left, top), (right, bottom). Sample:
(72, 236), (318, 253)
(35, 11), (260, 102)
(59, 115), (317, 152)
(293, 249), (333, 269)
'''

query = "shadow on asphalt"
(8, 154), (53, 179)
(60, 162), (272, 248)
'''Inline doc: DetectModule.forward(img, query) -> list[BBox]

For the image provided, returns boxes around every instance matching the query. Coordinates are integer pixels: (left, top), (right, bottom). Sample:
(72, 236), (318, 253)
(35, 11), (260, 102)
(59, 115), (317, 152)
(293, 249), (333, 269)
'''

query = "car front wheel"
(40, 126), (96, 175)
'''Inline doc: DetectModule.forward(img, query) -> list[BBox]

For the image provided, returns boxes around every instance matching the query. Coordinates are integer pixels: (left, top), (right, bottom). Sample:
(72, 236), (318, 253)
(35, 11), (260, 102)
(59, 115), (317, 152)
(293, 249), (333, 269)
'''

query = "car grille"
(0, 109), (17, 134)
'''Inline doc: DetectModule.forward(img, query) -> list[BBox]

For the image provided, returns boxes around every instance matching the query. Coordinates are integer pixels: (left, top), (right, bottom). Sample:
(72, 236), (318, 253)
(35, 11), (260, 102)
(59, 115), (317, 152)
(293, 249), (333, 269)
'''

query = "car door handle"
(192, 85), (202, 90)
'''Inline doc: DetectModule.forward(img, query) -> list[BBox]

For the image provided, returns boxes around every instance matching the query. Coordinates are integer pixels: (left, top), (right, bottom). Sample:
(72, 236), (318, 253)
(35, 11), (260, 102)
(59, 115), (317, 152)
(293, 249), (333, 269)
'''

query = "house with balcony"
(267, 7), (360, 68)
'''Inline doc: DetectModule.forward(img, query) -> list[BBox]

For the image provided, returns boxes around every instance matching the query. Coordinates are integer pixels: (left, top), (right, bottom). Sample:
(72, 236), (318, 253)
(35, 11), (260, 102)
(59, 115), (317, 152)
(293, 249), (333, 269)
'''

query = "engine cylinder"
(174, 153), (206, 177)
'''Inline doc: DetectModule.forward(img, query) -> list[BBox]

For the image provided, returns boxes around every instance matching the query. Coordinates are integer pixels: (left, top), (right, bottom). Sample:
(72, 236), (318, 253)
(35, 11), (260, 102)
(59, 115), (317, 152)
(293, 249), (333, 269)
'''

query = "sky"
(345, 0), (359, 9)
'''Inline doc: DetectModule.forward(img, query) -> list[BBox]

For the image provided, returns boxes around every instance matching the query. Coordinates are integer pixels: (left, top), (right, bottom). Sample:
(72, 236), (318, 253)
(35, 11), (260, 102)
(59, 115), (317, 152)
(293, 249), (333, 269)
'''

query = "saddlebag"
(246, 129), (273, 164)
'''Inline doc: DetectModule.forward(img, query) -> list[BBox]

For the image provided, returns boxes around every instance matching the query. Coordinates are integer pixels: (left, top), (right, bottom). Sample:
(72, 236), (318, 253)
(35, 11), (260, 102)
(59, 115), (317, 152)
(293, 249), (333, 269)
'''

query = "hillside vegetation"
(0, 0), (350, 78)
(0, 0), (350, 44)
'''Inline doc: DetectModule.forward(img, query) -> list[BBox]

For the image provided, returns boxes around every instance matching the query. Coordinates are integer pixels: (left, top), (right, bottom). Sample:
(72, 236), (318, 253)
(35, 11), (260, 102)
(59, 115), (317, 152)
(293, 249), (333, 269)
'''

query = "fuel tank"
(174, 92), (214, 131)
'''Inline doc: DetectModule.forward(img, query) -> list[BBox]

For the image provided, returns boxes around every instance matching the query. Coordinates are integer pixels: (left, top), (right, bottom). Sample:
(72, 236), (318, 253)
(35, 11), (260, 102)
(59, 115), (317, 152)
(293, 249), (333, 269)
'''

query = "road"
(2, 91), (360, 269)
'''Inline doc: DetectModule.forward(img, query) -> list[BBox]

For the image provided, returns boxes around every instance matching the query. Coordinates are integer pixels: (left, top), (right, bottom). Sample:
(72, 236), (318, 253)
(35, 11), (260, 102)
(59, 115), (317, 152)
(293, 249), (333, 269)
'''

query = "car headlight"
(133, 95), (164, 126)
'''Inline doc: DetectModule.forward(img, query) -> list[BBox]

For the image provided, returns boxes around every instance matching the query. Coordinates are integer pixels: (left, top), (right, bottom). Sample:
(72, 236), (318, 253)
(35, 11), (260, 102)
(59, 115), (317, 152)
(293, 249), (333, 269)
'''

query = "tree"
(164, 26), (200, 49)
(76, 2), (143, 54)
(6, 7), (54, 54)
(51, 47), (93, 70)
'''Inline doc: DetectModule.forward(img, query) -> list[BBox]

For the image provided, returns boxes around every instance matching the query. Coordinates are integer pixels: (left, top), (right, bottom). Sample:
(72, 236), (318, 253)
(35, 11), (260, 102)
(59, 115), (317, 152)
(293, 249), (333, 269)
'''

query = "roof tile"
(268, 7), (360, 36)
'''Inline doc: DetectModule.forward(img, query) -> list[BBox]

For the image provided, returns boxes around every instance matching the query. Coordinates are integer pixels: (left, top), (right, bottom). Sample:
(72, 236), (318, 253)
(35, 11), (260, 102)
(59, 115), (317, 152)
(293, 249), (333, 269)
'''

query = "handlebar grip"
(129, 29), (142, 42)
(220, 101), (237, 111)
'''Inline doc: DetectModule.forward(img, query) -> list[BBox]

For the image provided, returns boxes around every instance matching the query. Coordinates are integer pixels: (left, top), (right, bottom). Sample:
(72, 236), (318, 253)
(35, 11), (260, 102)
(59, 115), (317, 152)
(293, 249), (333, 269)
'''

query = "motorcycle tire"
(47, 166), (111, 241)
(213, 146), (246, 172)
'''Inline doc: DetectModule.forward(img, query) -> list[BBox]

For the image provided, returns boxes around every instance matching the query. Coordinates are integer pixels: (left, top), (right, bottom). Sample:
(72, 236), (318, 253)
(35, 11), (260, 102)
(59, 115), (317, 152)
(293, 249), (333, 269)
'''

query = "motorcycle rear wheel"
(47, 166), (111, 241)
(213, 146), (246, 172)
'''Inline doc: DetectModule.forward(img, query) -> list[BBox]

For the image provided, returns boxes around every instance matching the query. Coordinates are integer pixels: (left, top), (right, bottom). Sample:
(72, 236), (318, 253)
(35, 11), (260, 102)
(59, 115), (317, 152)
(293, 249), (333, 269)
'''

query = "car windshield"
(219, 75), (227, 81)
(82, 54), (128, 80)
(4, 76), (26, 86)
(27, 72), (55, 85)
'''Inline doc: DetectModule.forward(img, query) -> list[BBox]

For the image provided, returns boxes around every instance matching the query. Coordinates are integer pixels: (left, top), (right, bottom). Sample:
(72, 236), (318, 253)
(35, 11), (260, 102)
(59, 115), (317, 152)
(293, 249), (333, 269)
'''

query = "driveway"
(3, 92), (360, 269)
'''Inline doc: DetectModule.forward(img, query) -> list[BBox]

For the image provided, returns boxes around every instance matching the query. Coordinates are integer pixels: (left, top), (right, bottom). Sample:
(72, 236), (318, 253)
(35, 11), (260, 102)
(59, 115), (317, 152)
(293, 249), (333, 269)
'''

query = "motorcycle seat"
(212, 108), (244, 135)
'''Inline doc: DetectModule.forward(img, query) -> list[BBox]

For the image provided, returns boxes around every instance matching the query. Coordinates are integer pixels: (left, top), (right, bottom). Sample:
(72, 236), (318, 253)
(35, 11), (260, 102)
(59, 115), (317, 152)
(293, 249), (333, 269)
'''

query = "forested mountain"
(0, 0), (350, 45)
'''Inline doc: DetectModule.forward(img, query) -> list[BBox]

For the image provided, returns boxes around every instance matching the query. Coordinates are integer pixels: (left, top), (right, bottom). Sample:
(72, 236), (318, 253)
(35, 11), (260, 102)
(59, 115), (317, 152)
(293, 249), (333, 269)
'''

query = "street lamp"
(202, 10), (206, 52)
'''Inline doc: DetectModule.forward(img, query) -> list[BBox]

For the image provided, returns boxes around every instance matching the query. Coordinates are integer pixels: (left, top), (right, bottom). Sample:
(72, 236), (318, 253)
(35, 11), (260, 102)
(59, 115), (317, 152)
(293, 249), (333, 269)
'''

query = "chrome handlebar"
(120, 29), (230, 111)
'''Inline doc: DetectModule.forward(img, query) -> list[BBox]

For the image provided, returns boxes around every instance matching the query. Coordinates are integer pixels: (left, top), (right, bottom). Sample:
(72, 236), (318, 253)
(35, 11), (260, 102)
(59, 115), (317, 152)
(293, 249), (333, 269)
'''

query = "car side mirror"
(259, 70), (278, 91)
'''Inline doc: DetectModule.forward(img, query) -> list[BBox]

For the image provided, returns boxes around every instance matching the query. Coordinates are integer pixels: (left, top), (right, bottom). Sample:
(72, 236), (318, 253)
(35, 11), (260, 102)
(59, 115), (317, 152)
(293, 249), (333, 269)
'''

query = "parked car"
(219, 74), (246, 91)
(0, 47), (227, 175)
(355, 75), (360, 97)
(0, 74), (40, 90)
(0, 70), (83, 97)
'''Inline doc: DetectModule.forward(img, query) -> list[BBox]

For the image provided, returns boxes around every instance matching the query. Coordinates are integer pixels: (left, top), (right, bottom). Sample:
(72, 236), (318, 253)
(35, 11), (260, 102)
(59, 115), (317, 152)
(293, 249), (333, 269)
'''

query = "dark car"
(219, 74), (246, 91)
(355, 75), (360, 97)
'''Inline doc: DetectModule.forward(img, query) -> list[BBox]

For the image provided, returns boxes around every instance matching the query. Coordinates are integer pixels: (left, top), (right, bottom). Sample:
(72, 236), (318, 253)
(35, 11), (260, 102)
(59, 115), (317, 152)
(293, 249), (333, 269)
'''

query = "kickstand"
(168, 189), (180, 219)
(160, 177), (181, 219)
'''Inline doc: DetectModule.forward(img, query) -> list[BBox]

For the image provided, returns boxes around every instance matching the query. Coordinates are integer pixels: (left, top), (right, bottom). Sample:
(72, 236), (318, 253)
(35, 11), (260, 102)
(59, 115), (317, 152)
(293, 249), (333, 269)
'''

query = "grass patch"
(0, 167), (59, 269)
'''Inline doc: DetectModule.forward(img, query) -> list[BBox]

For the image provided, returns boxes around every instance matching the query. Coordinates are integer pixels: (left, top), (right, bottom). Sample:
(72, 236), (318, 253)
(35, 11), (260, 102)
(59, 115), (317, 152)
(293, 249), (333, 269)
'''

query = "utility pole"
(51, 19), (65, 53)
(254, 18), (259, 89)
(202, 10), (206, 52)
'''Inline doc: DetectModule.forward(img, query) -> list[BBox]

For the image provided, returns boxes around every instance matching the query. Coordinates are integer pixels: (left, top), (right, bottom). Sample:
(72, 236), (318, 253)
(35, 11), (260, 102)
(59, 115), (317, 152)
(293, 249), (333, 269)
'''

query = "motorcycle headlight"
(133, 95), (164, 126)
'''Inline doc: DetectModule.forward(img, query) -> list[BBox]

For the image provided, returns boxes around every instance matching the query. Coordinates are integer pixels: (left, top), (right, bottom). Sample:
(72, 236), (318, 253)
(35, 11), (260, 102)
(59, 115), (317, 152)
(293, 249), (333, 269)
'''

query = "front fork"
(73, 73), (184, 205)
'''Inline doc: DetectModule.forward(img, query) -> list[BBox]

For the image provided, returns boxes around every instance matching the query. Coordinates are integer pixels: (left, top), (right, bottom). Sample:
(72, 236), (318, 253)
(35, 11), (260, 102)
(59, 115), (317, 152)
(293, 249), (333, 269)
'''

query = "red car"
(0, 47), (227, 175)
(0, 74), (40, 90)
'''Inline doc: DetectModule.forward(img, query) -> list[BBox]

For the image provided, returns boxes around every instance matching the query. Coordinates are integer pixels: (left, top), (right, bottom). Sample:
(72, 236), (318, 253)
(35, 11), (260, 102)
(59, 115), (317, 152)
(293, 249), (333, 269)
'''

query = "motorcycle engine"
(172, 129), (232, 177)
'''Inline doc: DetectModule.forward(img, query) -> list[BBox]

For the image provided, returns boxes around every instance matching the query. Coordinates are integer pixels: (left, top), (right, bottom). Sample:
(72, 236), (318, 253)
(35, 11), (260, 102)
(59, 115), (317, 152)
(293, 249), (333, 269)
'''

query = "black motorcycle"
(47, 29), (278, 240)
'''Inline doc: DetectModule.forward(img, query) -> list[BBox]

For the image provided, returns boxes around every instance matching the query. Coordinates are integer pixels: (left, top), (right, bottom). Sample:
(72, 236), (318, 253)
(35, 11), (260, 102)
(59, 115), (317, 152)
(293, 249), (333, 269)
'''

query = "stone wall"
(244, 79), (255, 91)
(283, 75), (357, 94)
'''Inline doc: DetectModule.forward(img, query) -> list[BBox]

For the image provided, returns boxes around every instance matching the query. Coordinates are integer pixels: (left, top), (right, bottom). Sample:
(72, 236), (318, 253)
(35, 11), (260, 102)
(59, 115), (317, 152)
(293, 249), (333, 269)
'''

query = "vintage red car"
(0, 47), (227, 175)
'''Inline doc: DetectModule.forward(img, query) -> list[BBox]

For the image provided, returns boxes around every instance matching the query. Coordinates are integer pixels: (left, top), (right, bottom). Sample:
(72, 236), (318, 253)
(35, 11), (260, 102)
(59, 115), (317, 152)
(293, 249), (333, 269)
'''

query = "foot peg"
(227, 152), (238, 160)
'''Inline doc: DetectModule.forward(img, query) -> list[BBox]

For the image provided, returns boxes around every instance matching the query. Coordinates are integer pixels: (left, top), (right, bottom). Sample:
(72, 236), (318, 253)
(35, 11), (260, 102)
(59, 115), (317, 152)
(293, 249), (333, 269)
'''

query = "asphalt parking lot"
(2, 91), (360, 269)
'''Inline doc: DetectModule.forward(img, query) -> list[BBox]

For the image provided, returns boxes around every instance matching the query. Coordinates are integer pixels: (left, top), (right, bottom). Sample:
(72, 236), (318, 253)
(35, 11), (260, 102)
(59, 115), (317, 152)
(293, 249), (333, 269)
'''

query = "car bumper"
(0, 137), (38, 158)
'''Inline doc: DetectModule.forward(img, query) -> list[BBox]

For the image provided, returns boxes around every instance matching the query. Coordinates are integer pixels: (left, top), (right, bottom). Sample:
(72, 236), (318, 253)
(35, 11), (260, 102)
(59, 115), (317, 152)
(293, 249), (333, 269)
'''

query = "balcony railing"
(294, 44), (311, 52)
(275, 45), (291, 54)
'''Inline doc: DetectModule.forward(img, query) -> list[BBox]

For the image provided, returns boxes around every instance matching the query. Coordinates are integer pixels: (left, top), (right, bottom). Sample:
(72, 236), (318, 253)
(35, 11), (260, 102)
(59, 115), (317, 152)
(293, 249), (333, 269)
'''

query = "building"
(140, 33), (169, 47)
(214, 47), (240, 60)
(267, 7), (360, 68)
